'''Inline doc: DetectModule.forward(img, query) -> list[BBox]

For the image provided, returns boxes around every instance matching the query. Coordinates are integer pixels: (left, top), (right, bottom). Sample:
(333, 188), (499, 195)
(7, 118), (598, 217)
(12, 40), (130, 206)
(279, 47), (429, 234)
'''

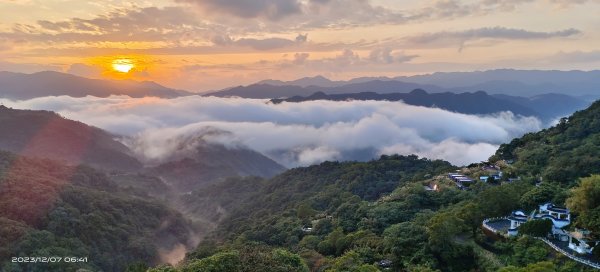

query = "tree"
(383, 222), (430, 268)
(519, 184), (560, 210)
(478, 185), (521, 218)
(297, 203), (316, 220)
(566, 175), (600, 233)
(181, 251), (242, 272)
(326, 250), (377, 272)
(518, 219), (552, 237)
(456, 202), (484, 237)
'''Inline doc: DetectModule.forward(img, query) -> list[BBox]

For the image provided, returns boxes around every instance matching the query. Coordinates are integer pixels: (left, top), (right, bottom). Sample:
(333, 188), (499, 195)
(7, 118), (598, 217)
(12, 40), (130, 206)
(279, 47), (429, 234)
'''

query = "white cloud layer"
(0, 95), (543, 167)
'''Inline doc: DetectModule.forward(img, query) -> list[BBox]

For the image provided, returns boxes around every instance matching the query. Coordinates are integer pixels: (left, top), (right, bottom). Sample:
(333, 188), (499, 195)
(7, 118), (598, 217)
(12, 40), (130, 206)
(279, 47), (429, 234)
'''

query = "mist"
(0, 95), (543, 166)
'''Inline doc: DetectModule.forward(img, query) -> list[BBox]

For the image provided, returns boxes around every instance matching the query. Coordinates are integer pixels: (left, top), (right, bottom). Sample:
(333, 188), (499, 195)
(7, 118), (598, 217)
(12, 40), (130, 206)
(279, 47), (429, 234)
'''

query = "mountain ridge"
(0, 71), (191, 99)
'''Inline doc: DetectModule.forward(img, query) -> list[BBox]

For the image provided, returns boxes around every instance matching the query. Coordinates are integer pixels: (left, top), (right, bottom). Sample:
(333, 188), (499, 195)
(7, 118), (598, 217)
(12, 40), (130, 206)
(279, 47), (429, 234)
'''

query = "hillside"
(0, 71), (190, 99)
(145, 140), (286, 193)
(157, 100), (600, 271)
(0, 105), (142, 171)
(493, 99), (600, 184)
(158, 152), (597, 271)
(0, 151), (195, 272)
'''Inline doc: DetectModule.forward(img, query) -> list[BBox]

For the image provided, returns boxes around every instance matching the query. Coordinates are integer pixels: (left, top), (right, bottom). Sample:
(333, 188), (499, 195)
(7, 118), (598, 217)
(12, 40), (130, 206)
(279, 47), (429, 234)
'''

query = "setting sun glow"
(112, 59), (134, 73)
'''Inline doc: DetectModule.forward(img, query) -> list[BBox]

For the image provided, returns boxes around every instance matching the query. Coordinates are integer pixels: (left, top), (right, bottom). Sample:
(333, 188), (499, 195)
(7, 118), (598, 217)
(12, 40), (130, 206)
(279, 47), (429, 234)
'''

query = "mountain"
(243, 69), (600, 98)
(258, 75), (340, 87)
(0, 151), (195, 271)
(272, 89), (536, 116)
(492, 93), (590, 121)
(0, 105), (142, 171)
(206, 84), (312, 99)
(396, 69), (600, 97)
(207, 80), (445, 99)
(0, 71), (190, 99)
(145, 139), (286, 192)
(270, 90), (590, 122)
(493, 99), (600, 184)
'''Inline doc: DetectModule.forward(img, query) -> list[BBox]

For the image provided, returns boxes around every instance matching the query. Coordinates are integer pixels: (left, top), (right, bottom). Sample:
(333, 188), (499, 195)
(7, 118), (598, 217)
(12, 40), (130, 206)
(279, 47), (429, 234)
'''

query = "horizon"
(2, 67), (600, 93)
(1, 0), (599, 92)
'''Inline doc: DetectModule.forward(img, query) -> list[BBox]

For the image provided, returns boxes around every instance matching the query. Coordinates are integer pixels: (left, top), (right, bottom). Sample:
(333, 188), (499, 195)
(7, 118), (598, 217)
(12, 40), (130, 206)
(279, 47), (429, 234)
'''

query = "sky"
(0, 0), (599, 92)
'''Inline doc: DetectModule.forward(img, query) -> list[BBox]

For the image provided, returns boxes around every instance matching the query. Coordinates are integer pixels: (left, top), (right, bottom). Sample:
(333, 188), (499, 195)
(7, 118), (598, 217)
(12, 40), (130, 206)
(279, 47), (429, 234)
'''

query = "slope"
(493, 99), (600, 184)
(0, 105), (142, 171)
(0, 151), (195, 272)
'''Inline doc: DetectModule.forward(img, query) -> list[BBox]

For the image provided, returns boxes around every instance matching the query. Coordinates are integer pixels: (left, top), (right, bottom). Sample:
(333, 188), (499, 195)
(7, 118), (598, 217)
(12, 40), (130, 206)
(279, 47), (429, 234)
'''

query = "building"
(568, 229), (598, 254)
(534, 202), (571, 229)
(448, 173), (474, 188)
(508, 210), (528, 236)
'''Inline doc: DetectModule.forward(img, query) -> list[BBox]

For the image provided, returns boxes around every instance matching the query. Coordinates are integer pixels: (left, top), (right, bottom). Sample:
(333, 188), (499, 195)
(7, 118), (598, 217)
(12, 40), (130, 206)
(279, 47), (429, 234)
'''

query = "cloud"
(176, 0), (303, 21)
(368, 48), (419, 64)
(1, 96), (542, 167)
(405, 27), (581, 51)
(0, 7), (212, 43)
(547, 0), (600, 8)
(213, 33), (308, 51)
(548, 50), (600, 63)
(293, 52), (310, 64)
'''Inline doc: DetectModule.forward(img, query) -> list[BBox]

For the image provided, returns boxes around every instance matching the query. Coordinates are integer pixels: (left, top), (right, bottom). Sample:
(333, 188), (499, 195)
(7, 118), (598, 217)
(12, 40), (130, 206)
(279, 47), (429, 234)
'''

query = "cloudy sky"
(1, 0), (599, 91)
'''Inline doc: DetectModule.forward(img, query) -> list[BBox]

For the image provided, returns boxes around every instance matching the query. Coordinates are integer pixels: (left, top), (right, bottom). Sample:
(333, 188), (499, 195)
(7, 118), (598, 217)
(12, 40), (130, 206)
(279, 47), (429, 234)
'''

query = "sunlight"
(112, 59), (134, 73)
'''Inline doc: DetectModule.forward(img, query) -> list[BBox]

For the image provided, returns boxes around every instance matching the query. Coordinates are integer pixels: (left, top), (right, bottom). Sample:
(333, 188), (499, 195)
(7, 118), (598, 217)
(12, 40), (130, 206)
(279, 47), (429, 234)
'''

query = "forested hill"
(0, 105), (142, 171)
(151, 100), (600, 272)
(493, 99), (600, 184)
(160, 153), (599, 271)
(0, 151), (195, 271)
(214, 155), (455, 240)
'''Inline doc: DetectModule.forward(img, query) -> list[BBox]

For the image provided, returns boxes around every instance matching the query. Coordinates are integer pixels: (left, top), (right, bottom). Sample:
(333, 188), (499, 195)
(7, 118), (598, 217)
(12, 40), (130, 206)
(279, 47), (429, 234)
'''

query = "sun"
(112, 58), (134, 73)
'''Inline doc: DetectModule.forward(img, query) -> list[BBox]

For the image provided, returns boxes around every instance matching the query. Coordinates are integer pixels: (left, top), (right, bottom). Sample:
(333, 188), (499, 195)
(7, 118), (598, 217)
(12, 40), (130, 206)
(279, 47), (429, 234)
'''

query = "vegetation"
(0, 151), (194, 271)
(165, 100), (600, 271)
(7, 99), (600, 271)
(493, 100), (600, 184)
(518, 219), (553, 237)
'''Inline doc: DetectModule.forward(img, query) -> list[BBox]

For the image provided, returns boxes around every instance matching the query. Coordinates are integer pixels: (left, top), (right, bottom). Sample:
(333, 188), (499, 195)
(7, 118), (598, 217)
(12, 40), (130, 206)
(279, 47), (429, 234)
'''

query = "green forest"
(148, 101), (600, 271)
(3, 101), (600, 271)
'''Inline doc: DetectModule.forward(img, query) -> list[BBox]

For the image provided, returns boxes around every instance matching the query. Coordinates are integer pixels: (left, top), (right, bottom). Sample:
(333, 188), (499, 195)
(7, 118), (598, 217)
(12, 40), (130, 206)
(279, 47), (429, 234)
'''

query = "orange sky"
(0, 0), (599, 92)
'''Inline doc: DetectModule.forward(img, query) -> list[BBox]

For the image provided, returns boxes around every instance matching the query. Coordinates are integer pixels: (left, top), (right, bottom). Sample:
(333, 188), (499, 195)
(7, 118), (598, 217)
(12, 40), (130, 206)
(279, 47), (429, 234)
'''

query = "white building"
(508, 210), (528, 236)
(568, 229), (598, 254)
(534, 202), (571, 231)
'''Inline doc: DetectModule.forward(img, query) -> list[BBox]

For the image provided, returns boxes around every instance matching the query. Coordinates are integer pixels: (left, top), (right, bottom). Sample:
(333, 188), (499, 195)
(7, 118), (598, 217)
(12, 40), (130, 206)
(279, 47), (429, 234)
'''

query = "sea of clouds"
(0, 95), (543, 167)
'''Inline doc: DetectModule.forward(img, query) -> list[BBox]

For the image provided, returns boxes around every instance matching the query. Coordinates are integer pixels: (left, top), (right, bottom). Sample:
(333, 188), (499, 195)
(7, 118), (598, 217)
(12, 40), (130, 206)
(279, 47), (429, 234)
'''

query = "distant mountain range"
(0, 71), (190, 99)
(270, 90), (590, 122)
(212, 69), (600, 99)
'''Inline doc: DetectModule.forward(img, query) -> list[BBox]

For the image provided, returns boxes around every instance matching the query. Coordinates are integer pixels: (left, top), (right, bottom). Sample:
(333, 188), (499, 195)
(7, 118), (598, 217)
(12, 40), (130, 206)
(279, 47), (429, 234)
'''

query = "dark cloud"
(176, 0), (303, 21)
(233, 36), (307, 50)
